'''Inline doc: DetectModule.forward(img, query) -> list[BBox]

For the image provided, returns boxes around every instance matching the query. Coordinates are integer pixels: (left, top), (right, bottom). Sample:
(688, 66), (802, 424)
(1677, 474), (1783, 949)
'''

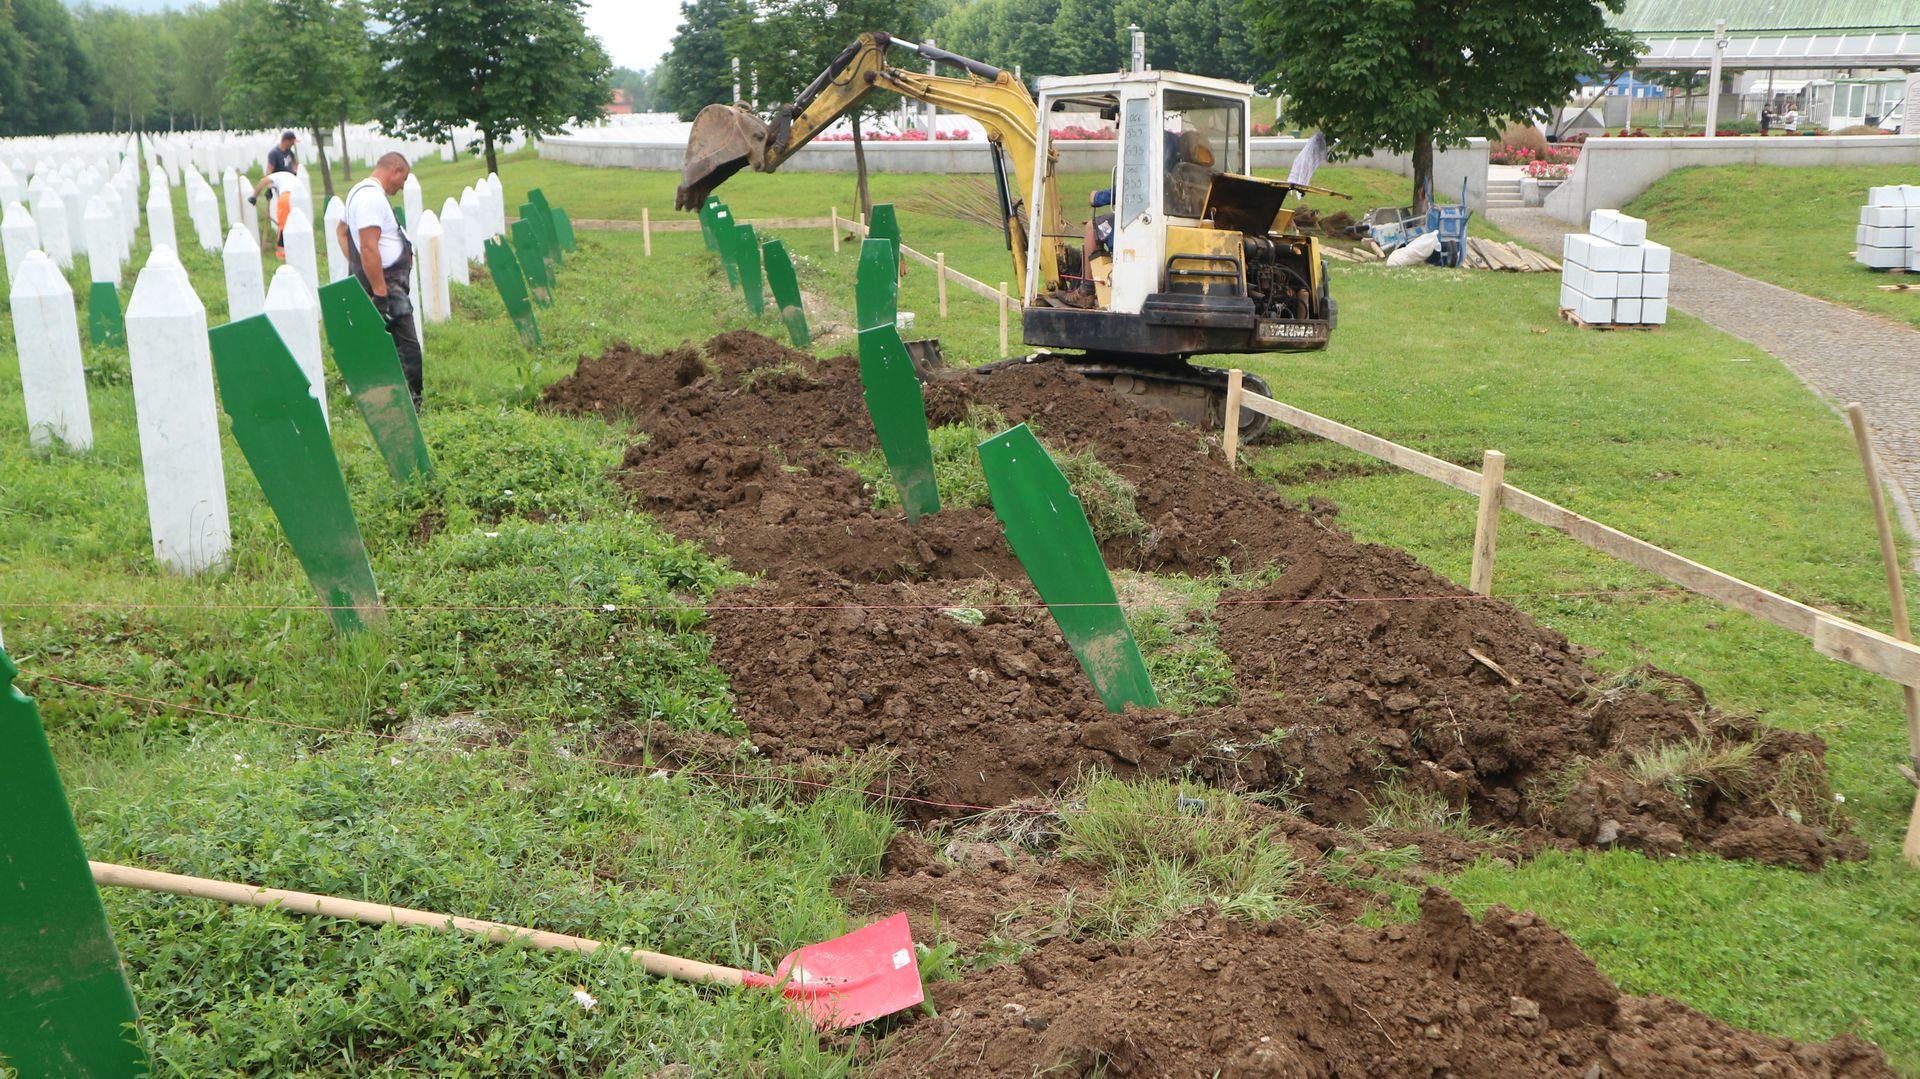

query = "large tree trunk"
(851, 113), (872, 220)
(484, 128), (500, 176)
(339, 119), (353, 182)
(311, 124), (336, 200)
(1410, 131), (1434, 215)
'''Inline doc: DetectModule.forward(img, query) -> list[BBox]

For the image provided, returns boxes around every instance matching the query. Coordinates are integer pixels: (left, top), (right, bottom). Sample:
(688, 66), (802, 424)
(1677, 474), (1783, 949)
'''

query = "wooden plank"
(1222, 369), (1244, 469)
(1238, 389), (1481, 493)
(1233, 386), (1920, 687)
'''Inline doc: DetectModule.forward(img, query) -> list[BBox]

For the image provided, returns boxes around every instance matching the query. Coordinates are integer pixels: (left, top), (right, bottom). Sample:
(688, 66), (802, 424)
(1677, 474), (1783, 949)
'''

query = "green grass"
(1627, 163), (1920, 329)
(1, 157), (1918, 1071)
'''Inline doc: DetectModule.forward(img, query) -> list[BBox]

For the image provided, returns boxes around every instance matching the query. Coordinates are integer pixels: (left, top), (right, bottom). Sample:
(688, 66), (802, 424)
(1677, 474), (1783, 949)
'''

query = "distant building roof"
(1613, 0), (1920, 35)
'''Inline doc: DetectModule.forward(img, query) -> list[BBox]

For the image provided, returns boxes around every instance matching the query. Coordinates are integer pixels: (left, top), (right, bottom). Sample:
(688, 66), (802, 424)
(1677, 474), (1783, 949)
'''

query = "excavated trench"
(541, 331), (1889, 1075)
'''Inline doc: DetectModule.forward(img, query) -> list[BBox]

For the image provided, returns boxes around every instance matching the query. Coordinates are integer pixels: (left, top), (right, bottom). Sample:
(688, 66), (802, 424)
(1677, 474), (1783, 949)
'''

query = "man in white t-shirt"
(335, 152), (422, 407)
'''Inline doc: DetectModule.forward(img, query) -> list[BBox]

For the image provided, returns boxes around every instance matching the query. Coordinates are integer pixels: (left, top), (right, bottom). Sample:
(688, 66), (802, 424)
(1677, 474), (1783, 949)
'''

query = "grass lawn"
(1, 158), (1916, 1071)
(1627, 163), (1920, 329)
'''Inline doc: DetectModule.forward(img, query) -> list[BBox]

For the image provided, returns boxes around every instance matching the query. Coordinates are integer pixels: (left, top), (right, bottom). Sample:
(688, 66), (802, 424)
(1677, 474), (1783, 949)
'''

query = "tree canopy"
(370, 0), (612, 175)
(928, 0), (1264, 85)
(0, 0), (94, 136)
(224, 0), (372, 197)
(660, 0), (750, 121)
(1246, 0), (1640, 209)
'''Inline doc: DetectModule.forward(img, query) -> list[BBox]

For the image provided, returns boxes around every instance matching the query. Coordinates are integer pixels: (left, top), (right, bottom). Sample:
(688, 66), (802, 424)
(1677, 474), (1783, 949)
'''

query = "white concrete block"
(146, 179), (177, 254)
(322, 197), (348, 282)
(1563, 233), (1594, 267)
(8, 251), (92, 451)
(126, 245), (229, 575)
(283, 205), (320, 304)
(1589, 209), (1648, 247)
(1642, 272), (1669, 298)
(1635, 241), (1669, 275)
(264, 265), (328, 429)
(1860, 224), (1909, 249)
(1561, 284), (1613, 324)
(1859, 245), (1908, 269)
(439, 197), (470, 285)
(222, 224), (266, 321)
(1614, 297), (1644, 323)
(2, 201), (37, 281)
(1617, 272), (1644, 298)
(1584, 269), (1621, 299)
(1641, 298), (1668, 324)
(1863, 204), (1907, 228)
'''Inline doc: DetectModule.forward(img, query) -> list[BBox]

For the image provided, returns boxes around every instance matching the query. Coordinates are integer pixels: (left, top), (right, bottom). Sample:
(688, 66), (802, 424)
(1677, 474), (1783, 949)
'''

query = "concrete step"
(1486, 199), (1526, 209)
(1488, 182), (1524, 194)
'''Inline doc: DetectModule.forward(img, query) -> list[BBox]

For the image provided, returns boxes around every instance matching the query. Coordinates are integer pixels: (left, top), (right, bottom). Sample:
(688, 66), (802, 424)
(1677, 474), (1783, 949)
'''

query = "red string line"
(1, 586), (1691, 616)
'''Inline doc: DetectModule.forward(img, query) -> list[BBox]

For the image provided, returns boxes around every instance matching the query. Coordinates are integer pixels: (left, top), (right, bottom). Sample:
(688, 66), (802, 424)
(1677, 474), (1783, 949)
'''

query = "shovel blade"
(770, 913), (922, 1029)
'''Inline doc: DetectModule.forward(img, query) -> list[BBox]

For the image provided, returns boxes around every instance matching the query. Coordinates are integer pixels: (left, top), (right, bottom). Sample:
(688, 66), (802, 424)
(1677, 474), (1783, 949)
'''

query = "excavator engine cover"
(677, 104), (773, 210)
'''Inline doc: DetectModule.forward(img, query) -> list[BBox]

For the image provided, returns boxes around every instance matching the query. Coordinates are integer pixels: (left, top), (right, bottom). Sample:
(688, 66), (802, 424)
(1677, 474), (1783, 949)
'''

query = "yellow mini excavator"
(678, 32), (1342, 433)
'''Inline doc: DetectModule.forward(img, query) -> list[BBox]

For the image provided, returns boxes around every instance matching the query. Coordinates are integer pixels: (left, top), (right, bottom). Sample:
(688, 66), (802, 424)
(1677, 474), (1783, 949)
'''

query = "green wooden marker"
(526, 187), (557, 243)
(699, 197), (722, 252)
(734, 223), (765, 316)
(87, 281), (125, 346)
(761, 239), (809, 346)
(318, 279), (435, 483)
(211, 316), (382, 632)
(511, 220), (554, 306)
(856, 324), (939, 522)
(978, 423), (1157, 712)
(868, 203), (902, 270)
(517, 202), (561, 269)
(483, 237), (541, 347)
(0, 648), (150, 1076)
(856, 238), (899, 331)
(710, 206), (740, 289)
(550, 207), (578, 253)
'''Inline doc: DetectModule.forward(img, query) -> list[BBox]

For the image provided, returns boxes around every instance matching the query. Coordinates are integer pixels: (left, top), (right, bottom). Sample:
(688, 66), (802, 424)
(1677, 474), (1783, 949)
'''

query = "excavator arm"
(676, 32), (1059, 292)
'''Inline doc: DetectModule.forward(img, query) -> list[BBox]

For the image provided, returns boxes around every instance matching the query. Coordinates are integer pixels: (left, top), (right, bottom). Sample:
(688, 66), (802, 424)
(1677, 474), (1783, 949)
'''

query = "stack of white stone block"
(1854, 186), (1920, 271)
(1559, 210), (1671, 326)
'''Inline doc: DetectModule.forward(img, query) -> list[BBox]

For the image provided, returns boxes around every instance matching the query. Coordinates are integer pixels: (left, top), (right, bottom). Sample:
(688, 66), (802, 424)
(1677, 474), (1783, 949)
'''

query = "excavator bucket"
(677, 104), (771, 211)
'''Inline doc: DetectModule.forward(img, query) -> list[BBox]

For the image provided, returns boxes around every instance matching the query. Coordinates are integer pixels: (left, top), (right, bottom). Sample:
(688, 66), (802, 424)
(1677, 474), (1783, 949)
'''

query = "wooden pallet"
(1559, 307), (1656, 331)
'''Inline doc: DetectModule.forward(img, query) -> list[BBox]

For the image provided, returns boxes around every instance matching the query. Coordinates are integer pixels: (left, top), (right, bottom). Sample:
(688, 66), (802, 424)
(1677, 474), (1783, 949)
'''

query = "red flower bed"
(817, 129), (973, 142)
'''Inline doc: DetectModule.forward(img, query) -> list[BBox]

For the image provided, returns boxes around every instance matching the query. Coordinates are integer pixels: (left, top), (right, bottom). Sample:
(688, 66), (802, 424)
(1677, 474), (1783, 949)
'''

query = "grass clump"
(843, 410), (1148, 543)
(1364, 773), (1504, 841)
(1058, 777), (1310, 938)
(1627, 736), (1762, 803)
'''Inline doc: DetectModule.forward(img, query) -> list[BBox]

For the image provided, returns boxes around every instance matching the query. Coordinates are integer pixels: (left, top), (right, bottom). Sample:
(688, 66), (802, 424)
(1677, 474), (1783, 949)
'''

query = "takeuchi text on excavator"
(678, 30), (1347, 434)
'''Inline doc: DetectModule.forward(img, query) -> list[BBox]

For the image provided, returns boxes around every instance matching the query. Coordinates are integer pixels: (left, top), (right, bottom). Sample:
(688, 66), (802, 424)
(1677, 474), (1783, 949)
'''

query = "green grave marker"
(551, 207), (578, 252)
(856, 237), (898, 331)
(517, 202), (561, 269)
(87, 281), (125, 346)
(318, 279), (435, 483)
(511, 219), (554, 306)
(0, 648), (149, 1076)
(710, 206), (740, 289)
(761, 239), (810, 346)
(699, 196), (722, 252)
(211, 316), (382, 632)
(978, 423), (1157, 712)
(857, 323), (939, 522)
(734, 222), (765, 316)
(483, 237), (541, 347)
(868, 203), (903, 273)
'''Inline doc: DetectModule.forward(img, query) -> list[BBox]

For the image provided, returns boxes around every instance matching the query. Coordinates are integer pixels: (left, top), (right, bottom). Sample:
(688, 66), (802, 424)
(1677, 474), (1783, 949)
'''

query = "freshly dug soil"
(544, 332), (1863, 868)
(866, 889), (1893, 1079)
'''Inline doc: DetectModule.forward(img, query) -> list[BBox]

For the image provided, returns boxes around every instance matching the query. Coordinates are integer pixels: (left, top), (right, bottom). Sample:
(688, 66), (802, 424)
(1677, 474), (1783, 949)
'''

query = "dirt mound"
(544, 332), (1862, 868)
(867, 889), (1893, 1079)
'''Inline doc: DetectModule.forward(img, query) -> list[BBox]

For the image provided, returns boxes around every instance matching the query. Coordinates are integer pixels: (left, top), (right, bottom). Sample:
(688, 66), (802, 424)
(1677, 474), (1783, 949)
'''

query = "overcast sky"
(86, 0), (688, 71)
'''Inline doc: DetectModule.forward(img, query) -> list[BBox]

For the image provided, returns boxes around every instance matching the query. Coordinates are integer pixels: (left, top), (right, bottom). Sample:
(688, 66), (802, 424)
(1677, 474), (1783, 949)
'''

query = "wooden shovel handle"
(90, 861), (751, 987)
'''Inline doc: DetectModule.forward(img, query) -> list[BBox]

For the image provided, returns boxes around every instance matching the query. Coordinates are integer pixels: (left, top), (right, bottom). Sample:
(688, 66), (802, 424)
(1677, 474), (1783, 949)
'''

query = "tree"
(726, 0), (935, 216)
(0, 0), (95, 135)
(661, 0), (750, 121)
(1247, 0), (1639, 212)
(224, 0), (371, 198)
(930, 0), (1262, 83)
(73, 5), (169, 131)
(371, 0), (610, 176)
(173, 2), (247, 129)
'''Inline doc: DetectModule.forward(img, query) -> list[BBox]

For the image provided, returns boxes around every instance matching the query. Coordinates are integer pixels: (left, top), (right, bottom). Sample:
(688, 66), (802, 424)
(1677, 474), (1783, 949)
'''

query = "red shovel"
(90, 861), (924, 1030)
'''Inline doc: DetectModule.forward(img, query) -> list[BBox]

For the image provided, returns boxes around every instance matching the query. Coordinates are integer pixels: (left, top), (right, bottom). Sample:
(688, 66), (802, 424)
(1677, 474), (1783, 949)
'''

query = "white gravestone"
(7, 251), (93, 451)
(126, 246), (230, 575)
(439, 198), (470, 285)
(459, 186), (485, 261)
(415, 210), (450, 322)
(33, 190), (72, 268)
(264, 265), (329, 429)
(282, 204), (321, 303)
(222, 224), (266, 322)
(146, 177), (177, 254)
(322, 196), (349, 282)
(2, 201), (37, 281)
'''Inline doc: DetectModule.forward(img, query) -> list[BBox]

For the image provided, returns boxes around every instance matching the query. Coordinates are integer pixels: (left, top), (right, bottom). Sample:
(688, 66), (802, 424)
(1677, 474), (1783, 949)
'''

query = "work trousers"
(350, 238), (423, 408)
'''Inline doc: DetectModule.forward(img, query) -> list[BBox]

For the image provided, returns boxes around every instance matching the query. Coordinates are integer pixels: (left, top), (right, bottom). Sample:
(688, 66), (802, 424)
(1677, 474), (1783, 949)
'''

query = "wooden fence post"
(1846, 403), (1920, 866)
(937, 252), (948, 317)
(831, 207), (840, 252)
(642, 207), (652, 257)
(1222, 368), (1244, 469)
(998, 281), (1009, 355)
(1470, 450), (1506, 596)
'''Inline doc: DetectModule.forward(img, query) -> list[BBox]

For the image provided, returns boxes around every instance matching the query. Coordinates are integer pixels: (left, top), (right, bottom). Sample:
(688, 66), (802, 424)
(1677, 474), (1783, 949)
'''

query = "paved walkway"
(1492, 207), (1920, 533)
